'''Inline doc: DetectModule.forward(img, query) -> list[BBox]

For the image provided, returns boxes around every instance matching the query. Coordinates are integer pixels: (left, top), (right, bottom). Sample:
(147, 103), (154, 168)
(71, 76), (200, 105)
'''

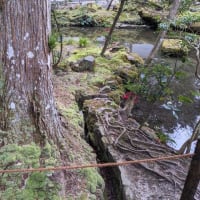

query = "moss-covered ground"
(0, 143), (60, 200)
(52, 3), (142, 28)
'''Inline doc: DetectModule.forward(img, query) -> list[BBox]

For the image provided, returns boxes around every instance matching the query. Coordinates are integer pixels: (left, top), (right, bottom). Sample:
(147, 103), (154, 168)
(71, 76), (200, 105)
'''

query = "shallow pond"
(62, 27), (200, 152)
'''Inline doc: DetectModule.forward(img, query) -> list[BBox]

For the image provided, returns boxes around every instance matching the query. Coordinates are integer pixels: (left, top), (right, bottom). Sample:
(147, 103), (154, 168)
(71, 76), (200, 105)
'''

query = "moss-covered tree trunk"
(0, 0), (68, 199)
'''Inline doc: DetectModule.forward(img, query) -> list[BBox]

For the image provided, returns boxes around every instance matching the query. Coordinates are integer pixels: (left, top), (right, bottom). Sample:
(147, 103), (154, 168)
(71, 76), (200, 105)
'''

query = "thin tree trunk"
(107, 0), (114, 10)
(101, 0), (126, 56)
(145, 0), (181, 65)
(52, 9), (63, 69)
(0, 0), (69, 198)
(180, 139), (200, 200)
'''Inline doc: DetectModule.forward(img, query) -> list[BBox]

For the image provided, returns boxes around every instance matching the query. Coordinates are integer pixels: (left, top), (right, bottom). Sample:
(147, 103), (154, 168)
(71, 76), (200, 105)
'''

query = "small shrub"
(48, 32), (58, 50)
(156, 132), (175, 144)
(124, 63), (174, 102)
(79, 37), (88, 48)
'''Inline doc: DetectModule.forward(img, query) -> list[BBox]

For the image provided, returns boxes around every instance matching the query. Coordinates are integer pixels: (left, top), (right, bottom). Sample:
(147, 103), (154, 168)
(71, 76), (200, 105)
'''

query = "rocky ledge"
(81, 97), (200, 200)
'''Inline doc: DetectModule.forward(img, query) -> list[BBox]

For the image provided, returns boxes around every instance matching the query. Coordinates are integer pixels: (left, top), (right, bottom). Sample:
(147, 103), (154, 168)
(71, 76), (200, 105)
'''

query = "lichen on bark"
(0, 0), (67, 198)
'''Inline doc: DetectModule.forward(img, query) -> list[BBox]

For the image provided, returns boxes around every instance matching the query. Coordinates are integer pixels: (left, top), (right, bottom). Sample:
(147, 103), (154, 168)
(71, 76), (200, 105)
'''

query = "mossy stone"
(161, 39), (189, 56)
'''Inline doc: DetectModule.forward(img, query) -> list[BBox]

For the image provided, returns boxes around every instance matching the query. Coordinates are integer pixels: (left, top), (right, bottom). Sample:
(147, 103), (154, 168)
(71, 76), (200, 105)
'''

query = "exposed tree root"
(94, 106), (189, 194)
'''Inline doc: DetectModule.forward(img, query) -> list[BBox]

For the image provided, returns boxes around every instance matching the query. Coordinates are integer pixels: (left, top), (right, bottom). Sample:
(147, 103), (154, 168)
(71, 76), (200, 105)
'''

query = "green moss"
(110, 50), (132, 66)
(41, 142), (58, 166)
(68, 46), (101, 62)
(119, 12), (142, 24)
(161, 39), (189, 56)
(68, 45), (133, 77)
(89, 194), (97, 200)
(68, 47), (131, 88)
(176, 11), (200, 29)
(138, 8), (166, 27)
(48, 33), (58, 51)
(52, 5), (114, 27)
(115, 65), (138, 83)
(58, 102), (83, 130)
(130, 53), (144, 65)
(81, 168), (104, 194)
(95, 49), (133, 71)
(0, 143), (60, 200)
(79, 193), (88, 200)
(108, 88), (125, 105)
(89, 73), (109, 87)
(0, 143), (40, 167)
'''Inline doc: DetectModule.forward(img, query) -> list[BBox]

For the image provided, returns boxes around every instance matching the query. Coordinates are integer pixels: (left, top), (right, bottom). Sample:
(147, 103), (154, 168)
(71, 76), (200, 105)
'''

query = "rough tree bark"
(180, 139), (200, 200)
(0, 0), (68, 198)
(0, 0), (63, 145)
(145, 0), (181, 65)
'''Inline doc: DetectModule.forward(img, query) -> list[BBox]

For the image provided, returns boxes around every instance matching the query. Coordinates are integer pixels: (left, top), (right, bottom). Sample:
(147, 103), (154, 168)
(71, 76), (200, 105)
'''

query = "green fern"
(48, 33), (58, 51)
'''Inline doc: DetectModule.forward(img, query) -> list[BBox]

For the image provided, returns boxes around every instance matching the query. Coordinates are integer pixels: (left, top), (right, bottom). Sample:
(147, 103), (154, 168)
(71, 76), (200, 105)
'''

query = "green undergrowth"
(52, 5), (115, 27)
(175, 11), (200, 29)
(52, 2), (145, 28)
(68, 45), (134, 69)
(119, 11), (142, 24)
(0, 143), (60, 200)
(66, 44), (137, 102)
(67, 46), (101, 62)
(97, 50), (132, 69)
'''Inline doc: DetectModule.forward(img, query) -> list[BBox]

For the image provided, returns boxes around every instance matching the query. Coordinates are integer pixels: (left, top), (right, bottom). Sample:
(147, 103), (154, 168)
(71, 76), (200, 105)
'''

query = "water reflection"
(166, 123), (197, 152)
(127, 43), (154, 59)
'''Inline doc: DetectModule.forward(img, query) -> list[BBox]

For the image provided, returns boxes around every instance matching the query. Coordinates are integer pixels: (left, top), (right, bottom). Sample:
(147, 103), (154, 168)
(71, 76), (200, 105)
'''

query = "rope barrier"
(0, 153), (194, 174)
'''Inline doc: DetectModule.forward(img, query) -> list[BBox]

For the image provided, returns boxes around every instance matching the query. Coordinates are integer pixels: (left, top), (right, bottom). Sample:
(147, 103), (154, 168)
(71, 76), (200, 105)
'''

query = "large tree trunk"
(0, 0), (63, 146)
(0, 0), (67, 198)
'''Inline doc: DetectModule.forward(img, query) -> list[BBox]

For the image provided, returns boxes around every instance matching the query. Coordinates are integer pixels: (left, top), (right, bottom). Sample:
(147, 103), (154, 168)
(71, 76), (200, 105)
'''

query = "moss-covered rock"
(125, 52), (144, 66)
(115, 65), (138, 83)
(71, 55), (95, 72)
(161, 39), (189, 56)
(119, 11), (143, 25)
(190, 22), (200, 33)
(138, 8), (167, 28)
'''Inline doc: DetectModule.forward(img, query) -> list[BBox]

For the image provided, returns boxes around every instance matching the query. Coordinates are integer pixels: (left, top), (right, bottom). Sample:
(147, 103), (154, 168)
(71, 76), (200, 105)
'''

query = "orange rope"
(0, 153), (194, 174)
